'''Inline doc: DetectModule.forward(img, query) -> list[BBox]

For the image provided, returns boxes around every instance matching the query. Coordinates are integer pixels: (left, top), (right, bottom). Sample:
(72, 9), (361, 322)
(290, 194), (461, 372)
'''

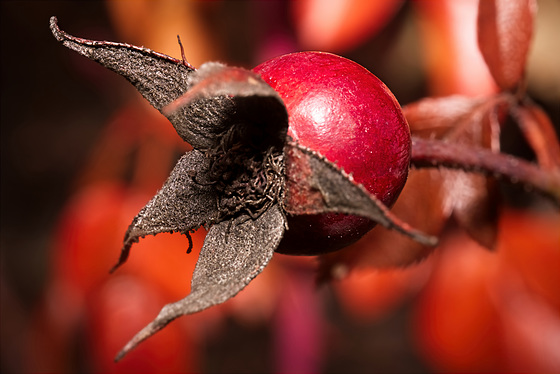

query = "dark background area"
(1, 2), (118, 309)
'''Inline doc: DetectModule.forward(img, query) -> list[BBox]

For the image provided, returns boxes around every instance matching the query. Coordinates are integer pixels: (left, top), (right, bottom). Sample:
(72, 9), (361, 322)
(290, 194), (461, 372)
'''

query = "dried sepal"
(284, 142), (438, 247)
(477, 0), (537, 91)
(115, 204), (286, 361)
(317, 169), (447, 277)
(162, 62), (288, 151)
(111, 150), (219, 272)
(50, 16), (194, 111)
(163, 62), (285, 113)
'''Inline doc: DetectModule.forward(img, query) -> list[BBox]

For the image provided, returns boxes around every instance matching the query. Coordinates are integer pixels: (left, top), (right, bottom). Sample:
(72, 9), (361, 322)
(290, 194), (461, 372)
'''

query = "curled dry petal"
(162, 63), (288, 151)
(477, 0), (537, 91)
(115, 204), (286, 361)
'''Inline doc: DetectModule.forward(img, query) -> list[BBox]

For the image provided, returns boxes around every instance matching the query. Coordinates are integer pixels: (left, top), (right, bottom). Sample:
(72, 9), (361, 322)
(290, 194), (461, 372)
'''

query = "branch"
(411, 137), (560, 204)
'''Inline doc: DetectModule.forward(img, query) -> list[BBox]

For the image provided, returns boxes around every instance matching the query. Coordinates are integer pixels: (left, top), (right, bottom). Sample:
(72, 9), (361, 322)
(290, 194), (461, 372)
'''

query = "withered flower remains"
(50, 17), (436, 360)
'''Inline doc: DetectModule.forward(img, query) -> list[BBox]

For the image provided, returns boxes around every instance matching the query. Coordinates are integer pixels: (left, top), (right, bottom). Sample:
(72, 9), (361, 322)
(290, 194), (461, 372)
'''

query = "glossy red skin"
(253, 52), (411, 254)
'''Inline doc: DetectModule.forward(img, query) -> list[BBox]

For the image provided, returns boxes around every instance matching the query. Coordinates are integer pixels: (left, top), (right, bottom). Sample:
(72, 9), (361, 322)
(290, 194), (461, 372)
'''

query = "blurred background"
(1, 1), (559, 373)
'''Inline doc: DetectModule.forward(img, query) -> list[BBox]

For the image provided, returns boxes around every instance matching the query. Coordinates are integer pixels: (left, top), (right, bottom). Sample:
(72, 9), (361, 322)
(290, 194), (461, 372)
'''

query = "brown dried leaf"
(477, 0), (537, 90)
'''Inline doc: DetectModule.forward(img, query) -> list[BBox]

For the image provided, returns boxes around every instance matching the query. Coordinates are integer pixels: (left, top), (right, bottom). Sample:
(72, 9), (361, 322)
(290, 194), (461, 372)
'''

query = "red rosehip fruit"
(253, 52), (411, 255)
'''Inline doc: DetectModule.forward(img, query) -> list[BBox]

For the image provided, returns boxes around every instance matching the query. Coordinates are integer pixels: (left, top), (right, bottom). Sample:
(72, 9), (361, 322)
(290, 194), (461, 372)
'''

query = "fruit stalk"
(411, 136), (560, 203)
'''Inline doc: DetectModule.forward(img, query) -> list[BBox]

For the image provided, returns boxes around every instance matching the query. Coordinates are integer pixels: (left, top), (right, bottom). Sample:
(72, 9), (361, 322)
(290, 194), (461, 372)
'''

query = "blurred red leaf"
(414, 209), (560, 373)
(87, 276), (195, 372)
(414, 0), (498, 96)
(512, 103), (560, 171)
(502, 284), (560, 373)
(446, 172), (501, 249)
(405, 96), (507, 249)
(499, 210), (560, 312)
(413, 237), (503, 372)
(404, 95), (485, 137)
(496, 279), (560, 373)
(332, 262), (431, 322)
(291, 0), (402, 52)
(477, 0), (537, 90)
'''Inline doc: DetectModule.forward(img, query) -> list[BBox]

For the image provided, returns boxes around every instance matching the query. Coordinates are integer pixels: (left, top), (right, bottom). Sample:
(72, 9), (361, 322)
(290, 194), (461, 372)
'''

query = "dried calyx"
(171, 65), (288, 222)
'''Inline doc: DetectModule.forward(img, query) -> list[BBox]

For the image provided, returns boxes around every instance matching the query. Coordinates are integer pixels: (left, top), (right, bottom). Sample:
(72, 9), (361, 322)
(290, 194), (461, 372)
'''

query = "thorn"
(177, 35), (188, 67)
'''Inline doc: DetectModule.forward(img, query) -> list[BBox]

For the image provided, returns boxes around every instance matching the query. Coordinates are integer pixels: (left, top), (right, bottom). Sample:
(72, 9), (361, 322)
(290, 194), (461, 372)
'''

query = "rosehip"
(253, 52), (411, 254)
(50, 19), (428, 360)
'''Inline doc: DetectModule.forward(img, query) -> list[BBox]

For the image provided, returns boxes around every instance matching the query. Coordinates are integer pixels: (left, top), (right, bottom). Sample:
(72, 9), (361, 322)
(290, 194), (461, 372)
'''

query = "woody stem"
(410, 136), (560, 204)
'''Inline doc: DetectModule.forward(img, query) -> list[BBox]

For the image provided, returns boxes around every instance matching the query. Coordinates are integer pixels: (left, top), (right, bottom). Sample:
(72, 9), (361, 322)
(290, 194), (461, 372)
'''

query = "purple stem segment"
(411, 137), (560, 203)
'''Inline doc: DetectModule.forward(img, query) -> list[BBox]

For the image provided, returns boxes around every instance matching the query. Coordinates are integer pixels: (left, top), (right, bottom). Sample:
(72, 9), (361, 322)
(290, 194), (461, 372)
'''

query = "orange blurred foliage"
(292, 0), (403, 52)
(414, 209), (560, 373)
